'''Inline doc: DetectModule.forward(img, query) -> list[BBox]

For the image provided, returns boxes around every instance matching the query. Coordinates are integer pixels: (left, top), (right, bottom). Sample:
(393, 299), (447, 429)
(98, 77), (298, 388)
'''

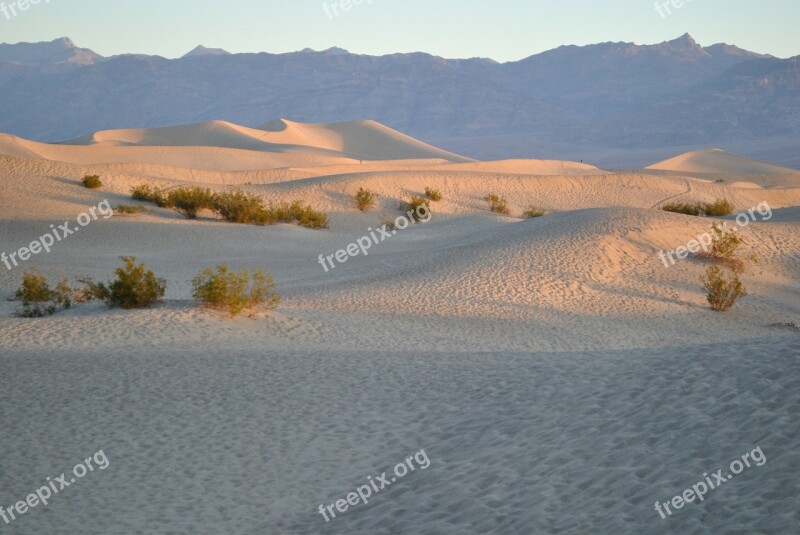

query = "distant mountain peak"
(182, 45), (231, 58)
(669, 33), (700, 48)
(300, 46), (350, 55)
(0, 37), (103, 66)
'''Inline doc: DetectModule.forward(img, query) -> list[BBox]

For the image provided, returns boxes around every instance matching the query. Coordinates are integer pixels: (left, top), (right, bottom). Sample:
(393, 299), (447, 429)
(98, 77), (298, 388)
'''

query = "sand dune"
(648, 148), (800, 177)
(65, 118), (474, 163)
(1, 134), (799, 534)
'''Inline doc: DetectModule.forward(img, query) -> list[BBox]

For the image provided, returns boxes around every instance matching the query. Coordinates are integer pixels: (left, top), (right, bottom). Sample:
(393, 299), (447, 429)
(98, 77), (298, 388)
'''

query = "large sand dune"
(648, 148), (800, 182)
(1, 133), (799, 533)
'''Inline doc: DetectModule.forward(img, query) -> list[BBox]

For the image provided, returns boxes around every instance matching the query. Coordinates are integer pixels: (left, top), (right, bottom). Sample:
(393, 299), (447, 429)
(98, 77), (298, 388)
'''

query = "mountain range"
(0, 35), (797, 168)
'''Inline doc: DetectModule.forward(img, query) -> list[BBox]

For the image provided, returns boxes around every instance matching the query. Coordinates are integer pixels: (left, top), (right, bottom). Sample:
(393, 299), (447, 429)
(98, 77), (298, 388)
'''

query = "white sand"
(1, 124), (798, 533)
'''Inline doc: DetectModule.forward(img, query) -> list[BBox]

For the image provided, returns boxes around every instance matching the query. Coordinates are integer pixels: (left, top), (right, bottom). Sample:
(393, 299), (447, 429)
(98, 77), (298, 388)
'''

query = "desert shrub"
(522, 205), (546, 218)
(115, 204), (147, 215)
(424, 187), (442, 202)
(661, 199), (735, 217)
(702, 265), (747, 311)
(81, 175), (102, 189)
(86, 256), (166, 309)
(355, 187), (377, 212)
(192, 264), (280, 317)
(131, 184), (170, 207)
(266, 201), (329, 229)
(703, 199), (735, 217)
(167, 187), (217, 219)
(380, 214), (397, 231)
(400, 195), (431, 223)
(485, 194), (510, 215)
(702, 223), (742, 263)
(662, 202), (704, 216)
(213, 189), (269, 224)
(14, 269), (73, 317)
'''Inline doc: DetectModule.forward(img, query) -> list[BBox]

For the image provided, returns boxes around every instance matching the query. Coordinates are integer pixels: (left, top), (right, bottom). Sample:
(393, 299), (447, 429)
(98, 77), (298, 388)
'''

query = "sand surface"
(1, 128), (798, 533)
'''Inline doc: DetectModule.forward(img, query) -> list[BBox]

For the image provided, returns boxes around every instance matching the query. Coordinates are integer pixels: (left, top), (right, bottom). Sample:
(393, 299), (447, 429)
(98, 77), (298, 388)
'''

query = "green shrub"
(662, 202), (704, 216)
(213, 189), (269, 224)
(424, 187), (442, 202)
(167, 187), (217, 219)
(192, 264), (280, 317)
(355, 187), (377, 212)
(702, 265), (747, 311)
(400, 195), (431, 223)
(81, 175), (102, 189)
(485, 194), (510, 215)
(522, 205), (546, 218)
(703, 199), (735, 217)
(115, 204), (147, 215)
(86, 256), (166, 309)
(15, 269), (74, 317)
(131, 184), (170, 207)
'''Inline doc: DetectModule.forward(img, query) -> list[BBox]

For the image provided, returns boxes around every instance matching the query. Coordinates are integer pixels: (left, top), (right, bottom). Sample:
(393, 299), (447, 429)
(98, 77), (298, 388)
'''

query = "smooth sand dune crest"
(63, 118), (474, 163)
(648, 148), (800, 179)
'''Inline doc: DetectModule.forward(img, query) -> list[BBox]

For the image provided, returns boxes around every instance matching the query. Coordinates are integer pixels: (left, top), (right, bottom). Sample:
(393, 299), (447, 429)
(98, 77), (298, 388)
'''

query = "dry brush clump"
(81, 175), (103, 189)
(522, 205), (546, 218)
(355, 187), (378, 212)
(84, 256), (166, 309)
(662, 198), (734, 217)
(130, 184), (328, 229)
(702, 266), (747, 312)
(114, 204), (147, 215)
(14, 269), (74, 317)
(166, 187), (217, 219)
(485, 194), (510, 215)
(698, 222), (757, 312)
(192, 264), (280, 317)
(400, 195), (432, 223)
(424, 187), (442, 202)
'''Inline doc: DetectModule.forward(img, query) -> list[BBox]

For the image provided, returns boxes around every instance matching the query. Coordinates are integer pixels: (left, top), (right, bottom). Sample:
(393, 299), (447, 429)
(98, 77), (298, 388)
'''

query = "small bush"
(522, 205), (546, 218)
(131, 184), (170, 207)
(485, 194), (510, 215)
(661, 199), (735, 217)
(380, 214), (397, 231)
(703, 199), (735, 217)
(266, 201), (329, 229)
(213, 189), (268, 224)
(355, 187), (378, 212)
(192, 264), (280, 317)
(662, 202), (704, 216)
(400, 195), (431, 223)
(15, 269), (74, 317)
(167, 187), (217, 219)
(424, 187), (442, 202)
(86, 256), (166, 309)
(702, 223), (742, 262)
(81, 175), (102, 189)
(702, 265), (747, 311)
(115, 204), (147, 215)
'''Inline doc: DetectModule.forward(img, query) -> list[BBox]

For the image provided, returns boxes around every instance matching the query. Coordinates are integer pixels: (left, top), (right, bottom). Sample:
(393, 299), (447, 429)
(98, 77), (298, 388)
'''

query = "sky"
(1, 0), (799, 61)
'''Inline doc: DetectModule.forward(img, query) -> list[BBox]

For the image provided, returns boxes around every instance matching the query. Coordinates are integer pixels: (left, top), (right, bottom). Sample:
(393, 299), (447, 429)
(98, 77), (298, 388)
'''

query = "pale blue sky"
(1, 0), (798, 61)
